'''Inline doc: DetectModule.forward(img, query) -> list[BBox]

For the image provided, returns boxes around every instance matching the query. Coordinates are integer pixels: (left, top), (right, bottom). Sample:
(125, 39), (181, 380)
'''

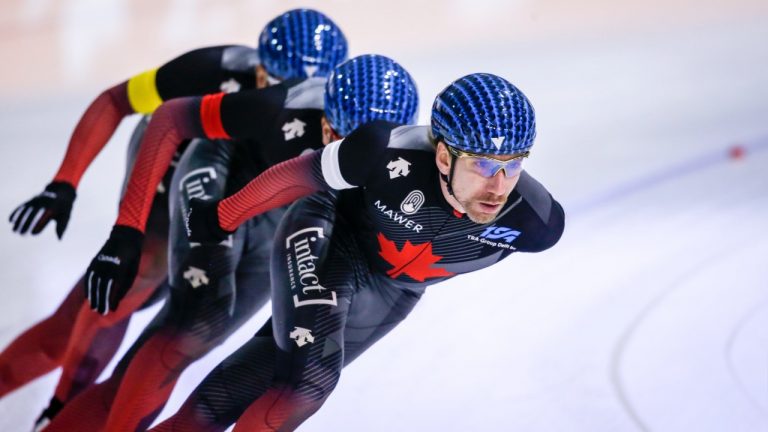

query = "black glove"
(9, 181), (76, 239)
(85, 225), (144, 314)
(185, 198), (233, 244)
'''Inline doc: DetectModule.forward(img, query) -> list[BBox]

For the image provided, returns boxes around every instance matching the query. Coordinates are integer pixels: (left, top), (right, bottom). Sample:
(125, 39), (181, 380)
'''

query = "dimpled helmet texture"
(324, 54), (419, 137)
(431, 73), (536, 155)
(258, 9), (348, 80)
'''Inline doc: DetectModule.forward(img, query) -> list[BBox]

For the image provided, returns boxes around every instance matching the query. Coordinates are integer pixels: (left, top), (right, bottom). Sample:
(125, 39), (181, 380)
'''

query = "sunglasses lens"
(473, 159), (499, 177)
(472, 158), (523, 178)
(501, 159), (523, 177)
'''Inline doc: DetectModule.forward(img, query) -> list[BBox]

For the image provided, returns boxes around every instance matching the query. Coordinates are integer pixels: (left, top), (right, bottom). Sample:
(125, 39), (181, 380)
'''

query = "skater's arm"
(52, 45), (256, 189)
(114, 96), (205, 232)
(115, 84), (289, 232)
(215, 121), (393, 231)
(52, 81), (136, 188)
(216, 151), (326, 231)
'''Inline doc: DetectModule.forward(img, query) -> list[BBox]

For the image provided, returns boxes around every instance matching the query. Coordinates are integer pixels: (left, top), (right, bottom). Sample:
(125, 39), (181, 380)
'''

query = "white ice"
(1, 2), (767, 431)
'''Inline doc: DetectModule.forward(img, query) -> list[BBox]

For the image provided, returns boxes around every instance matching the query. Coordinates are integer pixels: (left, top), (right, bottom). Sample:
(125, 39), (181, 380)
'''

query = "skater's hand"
(85, 225), (144, 314)
(185, 198), (232, 244)
(9, 181), (76, 239)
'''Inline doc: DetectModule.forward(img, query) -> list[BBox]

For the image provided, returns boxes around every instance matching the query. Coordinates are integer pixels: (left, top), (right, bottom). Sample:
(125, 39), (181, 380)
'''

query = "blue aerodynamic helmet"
(324, 54), (419, 137)
(258, 8), (348, 80)
(431, 73), (536, 155)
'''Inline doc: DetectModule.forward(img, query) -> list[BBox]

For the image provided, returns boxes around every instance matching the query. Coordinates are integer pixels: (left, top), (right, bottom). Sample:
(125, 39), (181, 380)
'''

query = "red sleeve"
(217, 151), (327, 231)
(199, 92), (230, 139)
(52, 82), (134, 188)
(115, 97), (204, 232)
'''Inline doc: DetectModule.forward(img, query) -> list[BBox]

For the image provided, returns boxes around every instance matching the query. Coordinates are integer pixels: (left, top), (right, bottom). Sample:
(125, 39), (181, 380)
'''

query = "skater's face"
(255, 65), (282, 89)
(255, 65), (269, 89)
(436, 142), (523, 224)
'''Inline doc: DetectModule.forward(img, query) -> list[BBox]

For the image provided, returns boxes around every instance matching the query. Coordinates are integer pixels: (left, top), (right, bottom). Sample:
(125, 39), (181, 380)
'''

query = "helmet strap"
(440, 151), (458, 198)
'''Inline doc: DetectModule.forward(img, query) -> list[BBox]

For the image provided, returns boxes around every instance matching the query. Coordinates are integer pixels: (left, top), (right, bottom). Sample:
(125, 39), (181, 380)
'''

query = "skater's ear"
(321, 116), (342, 145)
(435, 141), (452, 175)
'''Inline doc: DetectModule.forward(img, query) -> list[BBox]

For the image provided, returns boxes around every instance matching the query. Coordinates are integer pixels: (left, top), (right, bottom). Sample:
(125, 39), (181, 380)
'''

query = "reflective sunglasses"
(446, 145), (529, 178)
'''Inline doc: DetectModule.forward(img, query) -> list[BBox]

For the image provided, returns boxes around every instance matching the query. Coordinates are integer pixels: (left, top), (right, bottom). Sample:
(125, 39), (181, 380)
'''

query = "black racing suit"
(153, 122), (565, 431)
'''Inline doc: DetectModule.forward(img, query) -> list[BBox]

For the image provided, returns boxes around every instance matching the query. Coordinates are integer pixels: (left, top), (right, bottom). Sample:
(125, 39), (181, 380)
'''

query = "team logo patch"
(387, 157), (411, 179)
(400, 190), (425, 215)
(220, 78), (241, 93)
(467, 225), (521, 249)
(373, 199), (423, 233)
(480, 225), (521, 243)
(377, 233), (454, 282)
(183, 266), (210, 288)
(285, 227), (338, 308)
(282, 118), (307, 140)
(290, 327), (315, 347)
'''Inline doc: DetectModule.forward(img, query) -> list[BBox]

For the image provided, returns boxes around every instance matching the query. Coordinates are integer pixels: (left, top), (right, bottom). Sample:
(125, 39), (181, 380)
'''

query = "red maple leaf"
(376, 233), (454, 282)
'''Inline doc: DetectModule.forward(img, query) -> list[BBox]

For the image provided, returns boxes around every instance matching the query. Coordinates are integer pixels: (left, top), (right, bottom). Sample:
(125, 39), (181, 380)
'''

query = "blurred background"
(1, 0), (767, 430)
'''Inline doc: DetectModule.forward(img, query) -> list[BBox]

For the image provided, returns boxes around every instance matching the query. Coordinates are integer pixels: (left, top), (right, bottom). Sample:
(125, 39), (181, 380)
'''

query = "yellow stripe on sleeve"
(127, 68), (163, 114)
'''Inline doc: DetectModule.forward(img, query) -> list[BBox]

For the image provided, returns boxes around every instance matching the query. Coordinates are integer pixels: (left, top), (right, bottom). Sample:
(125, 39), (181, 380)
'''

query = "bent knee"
(291, 369), (341, 406)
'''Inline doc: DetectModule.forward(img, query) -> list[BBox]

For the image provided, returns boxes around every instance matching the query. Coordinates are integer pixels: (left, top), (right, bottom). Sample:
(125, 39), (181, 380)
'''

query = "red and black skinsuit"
(0, 45), (259, 424)
(162, 122), (565, 431)
(55, 79), (565, 431)
(45, 78), (334, 431)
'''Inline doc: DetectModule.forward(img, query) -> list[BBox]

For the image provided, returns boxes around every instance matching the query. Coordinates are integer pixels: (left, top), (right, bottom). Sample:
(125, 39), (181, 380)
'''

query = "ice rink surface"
(1, 1), (767, 431)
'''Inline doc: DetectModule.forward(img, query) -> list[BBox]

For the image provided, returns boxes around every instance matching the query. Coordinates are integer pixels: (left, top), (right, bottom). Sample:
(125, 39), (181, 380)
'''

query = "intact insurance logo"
(467, 225), (521, 250)
(179, 166), (233, 247)
(284, 227), (337, 308)
(179, 167), (218, 201)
